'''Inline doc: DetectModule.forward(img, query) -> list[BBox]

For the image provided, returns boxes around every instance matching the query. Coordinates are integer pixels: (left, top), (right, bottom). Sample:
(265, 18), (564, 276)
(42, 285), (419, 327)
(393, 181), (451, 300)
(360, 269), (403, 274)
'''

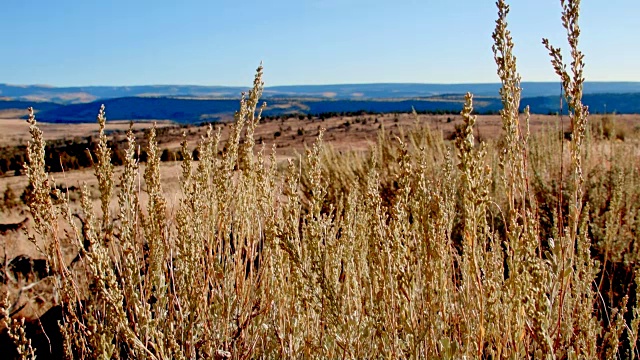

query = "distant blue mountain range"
(1, 82), (639, 123)
(2, 82), (640, 103)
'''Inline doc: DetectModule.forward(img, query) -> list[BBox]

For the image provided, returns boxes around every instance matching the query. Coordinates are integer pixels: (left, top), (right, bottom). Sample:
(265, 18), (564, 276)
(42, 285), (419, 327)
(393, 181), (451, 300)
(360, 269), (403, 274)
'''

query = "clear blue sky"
(1, 0), (638, 86)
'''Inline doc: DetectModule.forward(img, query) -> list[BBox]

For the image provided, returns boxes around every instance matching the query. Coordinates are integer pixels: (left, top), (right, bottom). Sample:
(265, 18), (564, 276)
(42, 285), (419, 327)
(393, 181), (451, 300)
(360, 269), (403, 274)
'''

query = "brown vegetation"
(1, 0), (640, 358)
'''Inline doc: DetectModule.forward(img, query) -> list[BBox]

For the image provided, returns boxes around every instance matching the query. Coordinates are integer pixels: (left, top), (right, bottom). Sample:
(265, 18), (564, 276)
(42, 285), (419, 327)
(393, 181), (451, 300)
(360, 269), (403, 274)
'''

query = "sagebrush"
(4, 0), (640, 358)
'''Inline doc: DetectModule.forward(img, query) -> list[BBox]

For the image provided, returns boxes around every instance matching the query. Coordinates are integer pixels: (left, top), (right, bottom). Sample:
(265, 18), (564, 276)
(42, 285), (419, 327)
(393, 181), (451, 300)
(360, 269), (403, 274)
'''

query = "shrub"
(160, 148), (176, 162)
(2, 186), (18, 210)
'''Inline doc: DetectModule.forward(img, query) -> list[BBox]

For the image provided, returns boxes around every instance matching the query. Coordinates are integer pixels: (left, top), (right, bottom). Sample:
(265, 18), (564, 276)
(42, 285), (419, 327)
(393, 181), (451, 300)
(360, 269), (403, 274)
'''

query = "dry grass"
(2, 0), (640, 358)
(0, 119), (173, 147)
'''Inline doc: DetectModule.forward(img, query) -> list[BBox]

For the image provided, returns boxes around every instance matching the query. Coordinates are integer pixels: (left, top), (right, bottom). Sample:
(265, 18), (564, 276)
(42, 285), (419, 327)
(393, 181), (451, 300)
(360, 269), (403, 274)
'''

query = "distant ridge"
(2, 92), (637, 124)
(2, 81), (639, 123)
(2, 82), (640, 104)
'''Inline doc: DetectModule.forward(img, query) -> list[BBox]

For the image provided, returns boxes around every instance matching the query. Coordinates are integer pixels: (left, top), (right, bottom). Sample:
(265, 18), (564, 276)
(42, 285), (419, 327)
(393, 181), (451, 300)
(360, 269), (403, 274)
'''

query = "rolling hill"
(2, 82), (640, 104)
(0, 93), (630, 124)
(1, 82), (639, 123)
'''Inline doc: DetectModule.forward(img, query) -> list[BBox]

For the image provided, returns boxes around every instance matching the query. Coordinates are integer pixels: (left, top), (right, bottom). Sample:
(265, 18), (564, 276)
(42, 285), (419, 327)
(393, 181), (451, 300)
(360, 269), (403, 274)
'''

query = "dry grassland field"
(5, 111), (638, 152)
(0, 110), (173, 147)
(1, 110), (640, 231)
(2, 109), (640, 357)
(2, 0), (640, 357)
(1, 111), (639, 321)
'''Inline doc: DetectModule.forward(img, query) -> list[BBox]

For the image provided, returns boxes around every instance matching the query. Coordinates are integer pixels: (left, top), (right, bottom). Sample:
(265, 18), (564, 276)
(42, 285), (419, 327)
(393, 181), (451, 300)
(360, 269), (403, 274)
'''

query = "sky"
(1, 0), (638, 87)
